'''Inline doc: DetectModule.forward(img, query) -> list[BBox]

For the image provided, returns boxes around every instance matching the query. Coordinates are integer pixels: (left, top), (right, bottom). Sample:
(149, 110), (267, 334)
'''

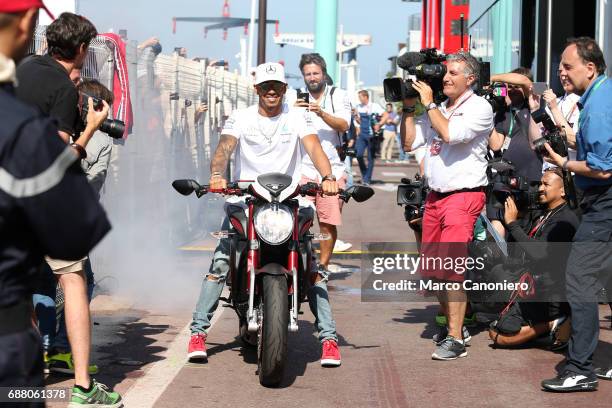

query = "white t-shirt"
(356, 101), (384, 133)
(412, 90), (494, 193)
(296, 86), (352, 180)
(221, 103), (317, 183)
(542, 92), (580, 171)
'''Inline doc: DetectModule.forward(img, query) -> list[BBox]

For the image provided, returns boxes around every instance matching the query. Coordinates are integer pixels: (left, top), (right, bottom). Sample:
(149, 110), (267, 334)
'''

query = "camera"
(487, 159), (541, 211)
(531, 110), (568, 157)
(478, 82), (507, 114)
(397, 175), (429, 222)
(79, 94), (125, 139)
(383, 48), (447, 103)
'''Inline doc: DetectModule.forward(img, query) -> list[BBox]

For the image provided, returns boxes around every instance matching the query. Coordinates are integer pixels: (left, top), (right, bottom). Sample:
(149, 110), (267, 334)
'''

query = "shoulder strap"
(330, 86), (337, 113)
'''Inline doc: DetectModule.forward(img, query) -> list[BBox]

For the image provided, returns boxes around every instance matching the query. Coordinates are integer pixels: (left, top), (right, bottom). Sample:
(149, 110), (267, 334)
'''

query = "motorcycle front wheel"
(258, 274), (288, 387)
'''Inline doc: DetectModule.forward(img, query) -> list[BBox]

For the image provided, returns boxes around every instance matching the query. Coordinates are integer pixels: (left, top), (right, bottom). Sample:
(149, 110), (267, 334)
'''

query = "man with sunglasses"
(187, 62), (344, 367)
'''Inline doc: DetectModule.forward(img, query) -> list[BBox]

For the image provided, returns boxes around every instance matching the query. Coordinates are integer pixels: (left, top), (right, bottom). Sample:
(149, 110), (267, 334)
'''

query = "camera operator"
(487, 68), (544, 237)
(488, 168), (578, 348)
(14, 12), (123, 404)
(294, 53), (353, 267)
(401, 51), (494, 360)
(541, 37), (612, 392)
(0, 2), (113, 404)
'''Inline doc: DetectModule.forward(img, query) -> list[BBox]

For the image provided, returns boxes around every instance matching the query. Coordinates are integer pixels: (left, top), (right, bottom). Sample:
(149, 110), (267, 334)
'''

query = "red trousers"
(420, 191), (485, 282)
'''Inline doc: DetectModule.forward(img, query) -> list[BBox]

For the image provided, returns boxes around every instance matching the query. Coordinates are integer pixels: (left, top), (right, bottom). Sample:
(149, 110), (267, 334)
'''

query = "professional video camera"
(79, 94), (125, 139)
(531, 109), (568, 157)
(384, 48), (447, 104)
(384, 48), (493, 107)
(397, 175), (429, 222)
(487, 159), (541, 211)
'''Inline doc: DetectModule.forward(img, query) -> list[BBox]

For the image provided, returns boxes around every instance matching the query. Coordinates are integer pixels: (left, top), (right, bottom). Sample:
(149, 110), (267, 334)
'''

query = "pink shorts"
(299, 175), (347, 226)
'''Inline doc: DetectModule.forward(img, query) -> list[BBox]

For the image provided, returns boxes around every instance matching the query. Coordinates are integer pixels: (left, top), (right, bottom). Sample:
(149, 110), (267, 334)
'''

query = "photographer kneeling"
(489, 168), (578, 348)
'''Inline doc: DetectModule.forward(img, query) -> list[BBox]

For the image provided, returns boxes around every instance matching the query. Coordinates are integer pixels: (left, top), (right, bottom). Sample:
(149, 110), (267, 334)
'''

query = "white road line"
(121, 289), (228, 408)
(373, 183), (398, 192)
(381, 172), (407, 177)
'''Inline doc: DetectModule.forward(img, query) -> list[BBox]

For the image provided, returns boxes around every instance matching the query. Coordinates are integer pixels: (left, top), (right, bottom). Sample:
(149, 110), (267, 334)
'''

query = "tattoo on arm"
(210, 134), (238, 174)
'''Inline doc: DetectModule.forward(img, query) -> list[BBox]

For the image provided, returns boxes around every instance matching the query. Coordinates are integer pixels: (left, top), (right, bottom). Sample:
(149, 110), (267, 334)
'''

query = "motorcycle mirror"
(347, 185), (375, 203)
(172, 179), (200, 196)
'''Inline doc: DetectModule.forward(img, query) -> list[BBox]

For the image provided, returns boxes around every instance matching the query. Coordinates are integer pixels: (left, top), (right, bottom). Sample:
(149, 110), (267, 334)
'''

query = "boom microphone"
(397, 52), (428, 71)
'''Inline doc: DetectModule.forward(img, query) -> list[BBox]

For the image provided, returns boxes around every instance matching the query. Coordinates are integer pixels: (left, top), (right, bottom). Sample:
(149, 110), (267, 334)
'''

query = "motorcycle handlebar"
(198, 182), (349, 202)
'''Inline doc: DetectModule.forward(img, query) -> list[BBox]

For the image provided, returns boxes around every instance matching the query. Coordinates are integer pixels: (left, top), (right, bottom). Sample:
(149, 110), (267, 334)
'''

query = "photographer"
(294, 53), (353, 266)
(541, 37), (612, 392)
(401, 51), (494, 360)
(0, 2), (113, 404)
(15, 12), (122, 404)
(488, 168), (578, 348)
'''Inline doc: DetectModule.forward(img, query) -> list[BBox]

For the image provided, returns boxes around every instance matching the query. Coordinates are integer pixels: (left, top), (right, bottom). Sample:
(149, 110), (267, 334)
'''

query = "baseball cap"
(254, 62), (286, 85)
(0, 0), (55, 20)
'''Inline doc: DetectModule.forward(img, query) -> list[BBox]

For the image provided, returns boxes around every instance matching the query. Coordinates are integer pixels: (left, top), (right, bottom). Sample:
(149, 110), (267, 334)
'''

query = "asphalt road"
(46, 161), (612, 408)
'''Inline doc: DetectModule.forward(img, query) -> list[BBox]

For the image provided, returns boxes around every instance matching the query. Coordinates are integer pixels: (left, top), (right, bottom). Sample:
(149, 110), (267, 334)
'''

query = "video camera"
(79, 95), (125, 139)
(397, 175), (429, 222)
(384, 49), (495, 109)
(487, 159), (541, 211)
(531, 109), (568, 157)
(384, 48), (447, 104)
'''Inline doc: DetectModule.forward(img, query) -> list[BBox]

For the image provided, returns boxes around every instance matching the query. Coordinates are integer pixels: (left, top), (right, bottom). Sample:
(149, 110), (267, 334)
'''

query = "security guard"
(0, 2), (111, 403)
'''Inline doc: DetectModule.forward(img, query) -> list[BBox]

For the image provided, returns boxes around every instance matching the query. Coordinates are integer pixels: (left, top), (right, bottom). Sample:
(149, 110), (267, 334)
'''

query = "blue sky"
(78, 0), (421, 88)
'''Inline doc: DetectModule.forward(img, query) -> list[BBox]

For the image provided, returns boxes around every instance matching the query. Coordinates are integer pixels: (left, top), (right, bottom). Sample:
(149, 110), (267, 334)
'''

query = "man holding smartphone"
(292, 53), (354, 268)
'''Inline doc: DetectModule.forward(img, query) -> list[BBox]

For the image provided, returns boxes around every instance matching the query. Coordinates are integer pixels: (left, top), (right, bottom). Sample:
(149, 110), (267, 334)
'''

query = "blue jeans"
(344, 155), (354, 188)
(33, 259), (95, 353)
(356, 134), (375, 184)
(395, 133), (407, 160)
(190, 217), (337, 342)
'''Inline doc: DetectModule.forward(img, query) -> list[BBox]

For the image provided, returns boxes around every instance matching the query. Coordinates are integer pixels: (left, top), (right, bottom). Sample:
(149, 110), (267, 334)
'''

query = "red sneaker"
(188, 333), (207, 361)
(321, 339), (341, 367)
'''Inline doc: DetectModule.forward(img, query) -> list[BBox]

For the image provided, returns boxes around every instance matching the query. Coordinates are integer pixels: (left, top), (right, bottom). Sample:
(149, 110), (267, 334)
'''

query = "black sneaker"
(595, 366), (612, 381)
(433, 326), (471, 345)
(431, 336), (467, 360)
(541, 370), (598, 392)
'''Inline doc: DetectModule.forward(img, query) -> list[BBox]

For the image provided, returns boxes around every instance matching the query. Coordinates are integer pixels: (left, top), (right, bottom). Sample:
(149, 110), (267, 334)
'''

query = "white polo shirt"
(221, 103), (317, 183)
(412, 90), (494, 193)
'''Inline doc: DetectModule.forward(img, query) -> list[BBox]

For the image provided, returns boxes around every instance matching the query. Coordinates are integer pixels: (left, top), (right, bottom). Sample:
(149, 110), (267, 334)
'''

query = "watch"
(322, 174), (336, 182)
(425, 102), (438, 112)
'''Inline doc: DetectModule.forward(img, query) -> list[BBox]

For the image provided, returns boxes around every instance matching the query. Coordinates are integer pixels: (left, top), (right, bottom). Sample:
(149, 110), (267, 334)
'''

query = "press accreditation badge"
(501, 135), (511, 151)
(430, 137), (442, 156)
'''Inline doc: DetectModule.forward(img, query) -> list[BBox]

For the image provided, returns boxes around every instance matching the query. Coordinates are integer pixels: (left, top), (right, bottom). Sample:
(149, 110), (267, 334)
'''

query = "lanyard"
(578, 77), (607, 130)
(508, 110), (516, 137)
(444, 90), (474, 120)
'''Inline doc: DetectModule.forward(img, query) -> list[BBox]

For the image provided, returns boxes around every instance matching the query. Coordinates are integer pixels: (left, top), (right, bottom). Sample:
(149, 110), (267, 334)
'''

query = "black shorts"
(0, 327), (45, 408)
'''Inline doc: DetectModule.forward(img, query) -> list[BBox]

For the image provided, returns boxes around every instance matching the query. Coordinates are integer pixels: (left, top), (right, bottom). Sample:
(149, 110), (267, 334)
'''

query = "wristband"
(211, 172), (223, 179)
(70, 143), (86, 159)
(562, 158), (570, 171)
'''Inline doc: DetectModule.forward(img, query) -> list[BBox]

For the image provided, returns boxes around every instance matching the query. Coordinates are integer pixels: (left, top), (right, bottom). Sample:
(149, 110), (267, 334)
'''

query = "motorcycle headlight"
(254, 204), (294, 245)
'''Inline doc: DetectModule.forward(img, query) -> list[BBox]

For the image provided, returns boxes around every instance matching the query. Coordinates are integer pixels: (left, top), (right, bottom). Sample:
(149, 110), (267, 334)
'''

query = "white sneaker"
(333, 239), (353, 252)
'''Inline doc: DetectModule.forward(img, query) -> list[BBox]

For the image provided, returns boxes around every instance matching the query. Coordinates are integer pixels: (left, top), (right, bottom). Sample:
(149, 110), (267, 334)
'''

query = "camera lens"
(100, 119), (126, 139)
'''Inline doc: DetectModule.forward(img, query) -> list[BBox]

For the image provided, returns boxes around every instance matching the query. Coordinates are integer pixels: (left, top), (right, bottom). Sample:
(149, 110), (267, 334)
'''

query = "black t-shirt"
(494, 106), (543, 183)
(16, 55), (78, 136)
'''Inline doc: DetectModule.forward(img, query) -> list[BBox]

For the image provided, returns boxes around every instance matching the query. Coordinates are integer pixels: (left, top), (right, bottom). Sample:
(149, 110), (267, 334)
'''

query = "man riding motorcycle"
(187, 62), (343, 367)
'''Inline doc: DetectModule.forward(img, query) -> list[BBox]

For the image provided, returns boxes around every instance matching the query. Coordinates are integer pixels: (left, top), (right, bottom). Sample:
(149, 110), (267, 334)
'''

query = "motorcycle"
(172, 173), (374, 386)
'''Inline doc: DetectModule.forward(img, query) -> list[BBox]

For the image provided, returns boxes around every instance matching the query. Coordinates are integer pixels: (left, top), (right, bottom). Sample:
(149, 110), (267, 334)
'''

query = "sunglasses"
(257, 81), (285, 93)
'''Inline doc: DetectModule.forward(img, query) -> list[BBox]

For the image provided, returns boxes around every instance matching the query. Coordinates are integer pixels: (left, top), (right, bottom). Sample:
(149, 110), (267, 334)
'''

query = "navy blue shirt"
(0, 84), (111, 309)
(575, 75), (612, 190)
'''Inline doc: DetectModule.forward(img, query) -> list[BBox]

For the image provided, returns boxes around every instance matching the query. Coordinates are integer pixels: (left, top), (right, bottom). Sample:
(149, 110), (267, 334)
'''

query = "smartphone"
(296, 91), (309, 103)
(492, 84), (508, 97)
(532, 82), (548, 95)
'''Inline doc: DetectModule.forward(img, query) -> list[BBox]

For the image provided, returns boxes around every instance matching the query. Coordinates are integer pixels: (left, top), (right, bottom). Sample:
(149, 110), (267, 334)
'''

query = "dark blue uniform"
(0, 80), (111, 397)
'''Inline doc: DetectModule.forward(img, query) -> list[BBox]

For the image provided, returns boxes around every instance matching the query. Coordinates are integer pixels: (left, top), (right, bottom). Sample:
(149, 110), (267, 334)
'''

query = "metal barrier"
(27, 27), (258, 281)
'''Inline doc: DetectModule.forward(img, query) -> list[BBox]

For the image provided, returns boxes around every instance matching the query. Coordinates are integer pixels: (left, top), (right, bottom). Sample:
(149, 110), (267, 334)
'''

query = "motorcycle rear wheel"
(258, 274), (288, 387)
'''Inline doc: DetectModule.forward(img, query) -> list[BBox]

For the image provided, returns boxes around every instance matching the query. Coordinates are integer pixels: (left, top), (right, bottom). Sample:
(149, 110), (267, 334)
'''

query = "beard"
(306, 80), (325, 93)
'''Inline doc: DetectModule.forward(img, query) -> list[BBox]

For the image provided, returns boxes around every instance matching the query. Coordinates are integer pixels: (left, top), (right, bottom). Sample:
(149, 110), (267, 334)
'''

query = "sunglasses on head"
(257, 81), (285, 93)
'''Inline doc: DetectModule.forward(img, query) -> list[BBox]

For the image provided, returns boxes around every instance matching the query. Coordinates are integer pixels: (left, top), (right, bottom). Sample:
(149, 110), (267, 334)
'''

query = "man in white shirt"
(293, 53), (353, 269)
(401, 51), (494, 360)
(187, 62), (343, 367)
